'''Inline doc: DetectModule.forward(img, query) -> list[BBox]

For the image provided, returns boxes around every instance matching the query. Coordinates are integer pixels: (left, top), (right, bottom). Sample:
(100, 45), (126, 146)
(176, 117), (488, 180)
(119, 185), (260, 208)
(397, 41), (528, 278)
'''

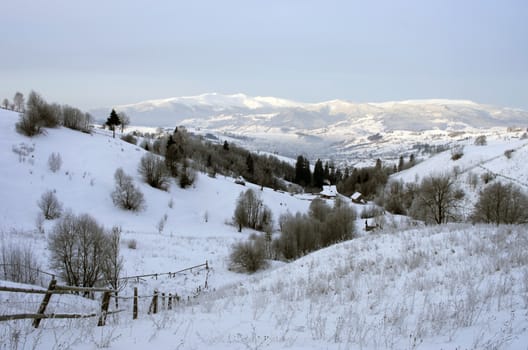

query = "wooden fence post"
(97, 291), (111, 326)
(149, 290), (158, 314)
(33, 279), (56, 328)
(133, 287), (138, 320)
(162, 293), (166, 310)
(168, 293), (172, 310)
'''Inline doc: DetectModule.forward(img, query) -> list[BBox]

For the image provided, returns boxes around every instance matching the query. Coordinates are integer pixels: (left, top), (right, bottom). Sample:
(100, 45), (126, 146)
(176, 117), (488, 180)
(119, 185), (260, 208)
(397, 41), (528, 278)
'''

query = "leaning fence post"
(97, 291), (112, 326)
(133, 287), (138, 320)
(33, 279), (57, 328)
(149, 290), (158, 314)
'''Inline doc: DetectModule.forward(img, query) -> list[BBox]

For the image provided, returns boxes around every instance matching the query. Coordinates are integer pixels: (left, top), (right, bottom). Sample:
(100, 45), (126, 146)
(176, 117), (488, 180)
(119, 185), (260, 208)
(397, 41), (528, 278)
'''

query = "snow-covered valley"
(1, 107), (528, 349)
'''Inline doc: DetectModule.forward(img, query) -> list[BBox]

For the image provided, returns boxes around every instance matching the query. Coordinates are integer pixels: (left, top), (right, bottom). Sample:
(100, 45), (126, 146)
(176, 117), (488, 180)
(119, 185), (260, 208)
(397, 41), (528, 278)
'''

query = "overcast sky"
(1, 0), (527, 110)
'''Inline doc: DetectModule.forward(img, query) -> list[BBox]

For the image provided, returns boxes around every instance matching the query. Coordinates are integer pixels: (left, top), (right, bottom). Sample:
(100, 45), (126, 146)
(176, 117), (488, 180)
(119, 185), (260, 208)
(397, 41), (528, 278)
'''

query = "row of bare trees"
(15, 91), (93, 136)
(379, 173), (528, 225)
(2, 92), (25, 112)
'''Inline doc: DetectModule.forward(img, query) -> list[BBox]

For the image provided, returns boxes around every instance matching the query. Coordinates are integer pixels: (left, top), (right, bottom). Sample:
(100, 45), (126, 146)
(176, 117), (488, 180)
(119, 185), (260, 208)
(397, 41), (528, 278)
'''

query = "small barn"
(320, 185), (338, 199)
(351, 192), (366, 204)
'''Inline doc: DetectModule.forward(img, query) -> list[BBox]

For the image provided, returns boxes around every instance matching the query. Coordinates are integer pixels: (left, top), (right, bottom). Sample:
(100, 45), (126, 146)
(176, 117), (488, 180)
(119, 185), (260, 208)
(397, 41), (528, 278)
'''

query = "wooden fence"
(0, 279), (119, 327)
(0, 260), (210, 326)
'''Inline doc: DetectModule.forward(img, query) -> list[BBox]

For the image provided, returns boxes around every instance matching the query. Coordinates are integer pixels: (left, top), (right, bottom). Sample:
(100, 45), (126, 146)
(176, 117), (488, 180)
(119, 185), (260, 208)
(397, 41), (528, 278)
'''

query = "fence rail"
(0, 261), (210, 327)
(109, 261), (208, 283)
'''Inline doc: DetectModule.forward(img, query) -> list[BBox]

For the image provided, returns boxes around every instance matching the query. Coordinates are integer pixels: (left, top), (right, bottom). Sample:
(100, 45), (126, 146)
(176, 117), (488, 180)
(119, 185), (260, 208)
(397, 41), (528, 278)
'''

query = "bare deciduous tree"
(16, 91), (59, 136)
(48, 212), (117, 289)
(102, 225), (124, 306)
(37, 190), (63, 220)
(118, 112), (130, 133)
(233, 189), (272, 232)
(409, 173), (464, 224)
(13, 92), (24, 112)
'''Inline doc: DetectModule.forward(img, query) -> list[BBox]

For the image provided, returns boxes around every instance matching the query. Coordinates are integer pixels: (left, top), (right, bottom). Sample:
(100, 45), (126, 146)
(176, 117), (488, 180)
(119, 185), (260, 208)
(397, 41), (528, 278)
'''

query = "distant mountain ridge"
(91, 93), (528, 164)
(91, 93), (528, 133)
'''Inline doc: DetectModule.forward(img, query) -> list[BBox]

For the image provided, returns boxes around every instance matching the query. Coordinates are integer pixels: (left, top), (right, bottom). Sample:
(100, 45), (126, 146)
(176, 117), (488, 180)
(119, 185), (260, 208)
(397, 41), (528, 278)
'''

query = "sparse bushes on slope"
(0, 238), (42, 285)
(111, 168), (145, 211)
(138, 153), (171, 191)
(15, 91), (93, 136)
(37, 190), (63, 220)
(276, 198), (356, 260)
(62, 105), (92, 133)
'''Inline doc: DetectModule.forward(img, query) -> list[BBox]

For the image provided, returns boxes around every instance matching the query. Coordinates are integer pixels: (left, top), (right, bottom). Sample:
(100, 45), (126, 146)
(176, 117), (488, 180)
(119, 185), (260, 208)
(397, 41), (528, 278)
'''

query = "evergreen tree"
(106, 109), (121, 138)
(409, 154), (416, 166)
(295, 155), (312, 187)
(246, 154), (254, 176)
(313, 159), (325, 189)
(223, 140), (229, 151)
(398, 155), (404, 172)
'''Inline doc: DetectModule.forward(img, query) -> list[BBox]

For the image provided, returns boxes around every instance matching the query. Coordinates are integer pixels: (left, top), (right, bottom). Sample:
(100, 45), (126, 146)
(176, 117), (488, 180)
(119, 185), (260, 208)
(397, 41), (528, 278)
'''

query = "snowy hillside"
(91, 93), (528, 164)
(391, 134), (528, 211)
(1, 108), (528, 349)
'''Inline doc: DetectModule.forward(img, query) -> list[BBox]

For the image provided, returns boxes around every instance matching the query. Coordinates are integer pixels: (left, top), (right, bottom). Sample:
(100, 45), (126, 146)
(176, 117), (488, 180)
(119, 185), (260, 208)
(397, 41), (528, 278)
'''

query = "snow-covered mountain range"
(92, 93), (528, 165)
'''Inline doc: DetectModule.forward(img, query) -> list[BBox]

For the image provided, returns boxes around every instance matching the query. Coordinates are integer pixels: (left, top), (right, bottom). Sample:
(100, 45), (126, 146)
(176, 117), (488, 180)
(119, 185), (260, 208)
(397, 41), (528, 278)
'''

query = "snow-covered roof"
(320, 185), (337, 197)
(351, 192), (363, 200)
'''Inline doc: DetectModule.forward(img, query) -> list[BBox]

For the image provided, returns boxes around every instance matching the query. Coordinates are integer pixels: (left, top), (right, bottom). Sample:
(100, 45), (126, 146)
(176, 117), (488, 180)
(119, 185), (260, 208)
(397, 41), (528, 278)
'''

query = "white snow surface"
(1, 108), (528, 349)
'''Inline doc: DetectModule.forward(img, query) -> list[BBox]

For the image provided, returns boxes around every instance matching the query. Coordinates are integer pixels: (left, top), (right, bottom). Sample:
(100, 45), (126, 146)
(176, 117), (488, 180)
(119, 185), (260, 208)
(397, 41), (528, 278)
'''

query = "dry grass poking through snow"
(186, 224), (528, 349)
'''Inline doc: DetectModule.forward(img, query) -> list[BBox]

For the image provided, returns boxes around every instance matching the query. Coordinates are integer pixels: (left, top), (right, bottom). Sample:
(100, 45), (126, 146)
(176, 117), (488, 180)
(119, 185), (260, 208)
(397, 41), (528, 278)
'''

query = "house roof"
(320, 185), (338, 197)
(351, 192), (363, 200)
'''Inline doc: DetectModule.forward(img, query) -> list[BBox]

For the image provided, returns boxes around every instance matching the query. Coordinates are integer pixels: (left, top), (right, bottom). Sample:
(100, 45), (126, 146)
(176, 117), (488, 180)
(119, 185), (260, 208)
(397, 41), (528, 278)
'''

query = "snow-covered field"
(1, 108), (528, 349)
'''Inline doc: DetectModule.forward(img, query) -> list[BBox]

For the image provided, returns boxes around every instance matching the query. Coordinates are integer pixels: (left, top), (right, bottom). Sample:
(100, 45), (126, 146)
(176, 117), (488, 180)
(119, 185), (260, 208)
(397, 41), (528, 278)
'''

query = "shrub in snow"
(450, 145), (464, 160)
(127, 239), (137, 249)
(229, 239), (266, 273)
(16, 91), (60, 136)
(37, 190), (63, 220)
(138, 153), (170, 191)
(47, 152), (62, 173)
(472, 182), (528, 224)
(504, 149), (514, 159)
(178, 164), (196, 188)
(111, 168), (145, 211)
(121, 133), (137, 145)
(474, 135), (487, 146)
